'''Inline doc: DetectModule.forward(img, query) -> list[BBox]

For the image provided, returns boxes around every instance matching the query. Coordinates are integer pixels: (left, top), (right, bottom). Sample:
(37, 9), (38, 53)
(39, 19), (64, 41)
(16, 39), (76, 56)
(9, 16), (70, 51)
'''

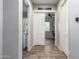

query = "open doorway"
(45, 13), (55, 45)
(22, 0), (29, 59)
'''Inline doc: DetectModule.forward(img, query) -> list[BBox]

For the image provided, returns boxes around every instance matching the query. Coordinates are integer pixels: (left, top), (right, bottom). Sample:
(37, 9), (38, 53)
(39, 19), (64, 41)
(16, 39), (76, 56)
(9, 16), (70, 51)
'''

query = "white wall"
(0, 0), (3, 59)
(23, 1), (27, 12)
(22, 1), (27, 49)
(33, 4), (56, 10)
(69, 0), (79, 59)
(56, 0), (69, 57)
(26, 0), (33, 51)
(3, 0), (19, 59)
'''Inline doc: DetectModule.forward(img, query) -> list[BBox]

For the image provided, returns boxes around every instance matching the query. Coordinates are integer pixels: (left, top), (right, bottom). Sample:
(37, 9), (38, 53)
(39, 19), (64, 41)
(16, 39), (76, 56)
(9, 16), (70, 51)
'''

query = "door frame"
(19, 0), (31, 59)
(55, 12), (58, 47)
(18, 0), (22, 59)
(22, 0), (29, 50)
(33, 10), (57, 46)
(0, 0), (3, 59)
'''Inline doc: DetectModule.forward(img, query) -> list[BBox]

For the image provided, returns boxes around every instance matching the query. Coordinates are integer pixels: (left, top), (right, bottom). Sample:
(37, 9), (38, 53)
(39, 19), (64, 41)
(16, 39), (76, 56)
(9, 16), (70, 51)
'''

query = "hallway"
(23, 39), (67, 59)
(1, 0), (79, 59)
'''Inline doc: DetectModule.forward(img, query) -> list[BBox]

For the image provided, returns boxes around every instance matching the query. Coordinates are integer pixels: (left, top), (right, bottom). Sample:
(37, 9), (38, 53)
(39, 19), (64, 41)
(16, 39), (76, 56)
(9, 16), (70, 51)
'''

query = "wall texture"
(56, 0), (69, 57)
(26, 0), (33, 51)
(3, 0), (19, 59)
(22, 1), (28, 49)
(69, 0), (79, 59)
(33, 4), (56, 10)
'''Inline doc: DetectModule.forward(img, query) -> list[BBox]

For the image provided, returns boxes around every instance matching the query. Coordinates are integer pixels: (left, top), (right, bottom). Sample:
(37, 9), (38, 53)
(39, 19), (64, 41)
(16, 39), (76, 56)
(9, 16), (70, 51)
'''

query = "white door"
(60, 1), (69, 53)
(33, 12), (45, 45)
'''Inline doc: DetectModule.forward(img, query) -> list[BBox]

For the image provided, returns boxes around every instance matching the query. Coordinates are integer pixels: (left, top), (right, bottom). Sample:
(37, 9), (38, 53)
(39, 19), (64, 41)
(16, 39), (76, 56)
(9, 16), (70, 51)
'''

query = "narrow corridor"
(23, 39), (67, 59)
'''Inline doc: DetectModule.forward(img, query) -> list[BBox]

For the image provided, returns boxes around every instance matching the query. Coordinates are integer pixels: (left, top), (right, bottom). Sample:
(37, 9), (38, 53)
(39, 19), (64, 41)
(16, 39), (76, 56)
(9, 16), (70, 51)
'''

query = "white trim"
(58, 46), (70, 59)
(24, 0), (29, 6)
(18, 0), (22, 59)
(55, 12), (58, 47)
(18, 0), (31, 59)
(33, 10), (56, 13)
(61, 0), (67, 7)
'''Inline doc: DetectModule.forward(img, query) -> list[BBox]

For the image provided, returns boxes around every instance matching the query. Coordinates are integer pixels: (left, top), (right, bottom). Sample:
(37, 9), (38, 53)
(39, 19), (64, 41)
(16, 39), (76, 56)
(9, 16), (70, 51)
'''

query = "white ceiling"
(31, 0), (59, 5)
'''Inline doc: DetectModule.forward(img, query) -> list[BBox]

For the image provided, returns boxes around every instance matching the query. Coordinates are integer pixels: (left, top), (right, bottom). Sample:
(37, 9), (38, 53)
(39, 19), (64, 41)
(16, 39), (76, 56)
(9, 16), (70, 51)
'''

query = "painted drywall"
(33, 4), (56, 10)
(23, 1), (27, 13)
(56, 0), (63, 48)
(69, 0), (79, 59)
(0, 0), (3, 59)
(32, 0), (59, 5)
(23, 1), (28, 18)
(56, 0), (69, 57)
(3, 0), (19, 59)
(60, 1), (69, 56)
(22, 1), (28, 48)
(26, 0), (33, 51)
(22, 18), (27, 48)
(56, 0), (65, 47)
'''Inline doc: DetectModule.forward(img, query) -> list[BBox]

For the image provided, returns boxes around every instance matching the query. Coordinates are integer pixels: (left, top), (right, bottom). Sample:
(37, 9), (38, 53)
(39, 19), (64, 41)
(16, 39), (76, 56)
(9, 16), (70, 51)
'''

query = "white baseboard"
(33, 42), (45, 46)
(63, 49), (70, 59)
(57, 46), (70, 59)
(27, 45), (33, 51)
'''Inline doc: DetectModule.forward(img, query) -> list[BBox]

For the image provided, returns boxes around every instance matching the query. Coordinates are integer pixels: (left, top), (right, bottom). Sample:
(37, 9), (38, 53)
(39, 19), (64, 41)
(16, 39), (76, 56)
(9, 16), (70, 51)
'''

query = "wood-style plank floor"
(23, 39), (67, 59)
